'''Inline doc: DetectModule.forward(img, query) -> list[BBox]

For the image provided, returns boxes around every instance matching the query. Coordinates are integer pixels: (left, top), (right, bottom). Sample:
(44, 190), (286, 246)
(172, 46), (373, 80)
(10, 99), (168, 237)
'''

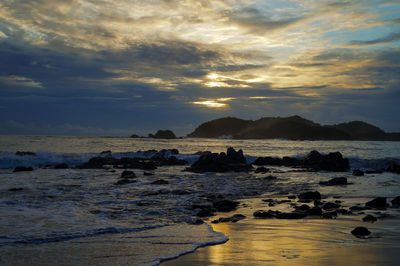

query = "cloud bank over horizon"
(1, 0), (400, 136)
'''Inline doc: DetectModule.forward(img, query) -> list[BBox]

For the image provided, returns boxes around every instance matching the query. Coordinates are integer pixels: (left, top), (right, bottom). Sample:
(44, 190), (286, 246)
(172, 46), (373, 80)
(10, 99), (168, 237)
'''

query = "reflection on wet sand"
(163, 214), (400, 265)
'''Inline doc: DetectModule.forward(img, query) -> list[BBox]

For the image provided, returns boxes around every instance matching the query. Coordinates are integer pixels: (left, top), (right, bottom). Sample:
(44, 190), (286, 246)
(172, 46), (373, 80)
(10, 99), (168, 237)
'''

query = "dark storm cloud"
(349, 32), (400, 46)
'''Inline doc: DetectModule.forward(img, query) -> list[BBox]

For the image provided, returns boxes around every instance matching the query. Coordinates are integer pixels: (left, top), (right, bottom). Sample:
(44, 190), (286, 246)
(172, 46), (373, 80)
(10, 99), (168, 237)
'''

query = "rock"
(263, 175), (277, 180)
(275, 211), (307, 219)
(120, 170), (136, 179)
(8, 187), (23, 191)
(151, 179), (169, 185)
(365, 197), (387, 209)
(54, 163), (69, 169)
(386, 163), (400, 174)
(115, 179), (136, 185)
(254, 166), (269, 173)
(196, 208), (215, 217)
(295, 204), (310, 211)
(307, 207), (323, 216)
(322, 202), (341, 211)
(288, 195), (296, 199)
(185, 148), (252, 173)
(352, 169), (364, 176)
(100, 150), (112, 155)
(253, 210), (274, 218)
(191, 218), (204, 225)
(302, 151), (350, 172)
(350, 205), (369, 211)
(298, 191), (322, 200)
(391, 196), (400, 206)
(212, 214), (246, 223)
(319, 177), (348, 186)
(148, 130), (177, 139)
(15, 151), (36, 156)
(351, 227), (371, 236)
(362, 214), (377, 222)
(213, 200), (239, 212)
(337, 209), (353, 215)
(322, 210), (337, 219)
(253, 156), (284, 166)
(13, 166), (34, 172)
(171, 189), (191, 195)
(143, 172), (154, 176)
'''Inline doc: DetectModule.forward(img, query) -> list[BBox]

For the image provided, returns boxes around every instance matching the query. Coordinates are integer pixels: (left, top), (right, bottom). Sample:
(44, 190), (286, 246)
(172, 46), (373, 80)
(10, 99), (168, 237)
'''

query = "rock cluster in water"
(254, 150), (350, 172)
(185, 147), (252, 173)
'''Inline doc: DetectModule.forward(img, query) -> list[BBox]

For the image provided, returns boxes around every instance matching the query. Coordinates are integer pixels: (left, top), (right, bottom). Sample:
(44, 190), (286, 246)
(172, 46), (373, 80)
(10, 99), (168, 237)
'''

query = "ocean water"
(0, 135), (400, 265)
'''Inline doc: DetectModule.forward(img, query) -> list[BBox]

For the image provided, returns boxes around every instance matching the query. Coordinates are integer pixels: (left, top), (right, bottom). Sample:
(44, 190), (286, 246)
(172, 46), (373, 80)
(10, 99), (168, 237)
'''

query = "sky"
(0, 0), (399, 136)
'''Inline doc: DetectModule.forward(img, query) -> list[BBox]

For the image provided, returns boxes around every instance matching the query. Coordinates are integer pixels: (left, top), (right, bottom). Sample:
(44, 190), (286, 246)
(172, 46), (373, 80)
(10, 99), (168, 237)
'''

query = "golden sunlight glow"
(192, 100), (227, 108)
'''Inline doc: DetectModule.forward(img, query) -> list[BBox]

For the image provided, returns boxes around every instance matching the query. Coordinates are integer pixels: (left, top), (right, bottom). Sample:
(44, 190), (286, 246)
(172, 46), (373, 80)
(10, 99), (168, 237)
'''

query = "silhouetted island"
(187, 116), (400, 141)
(131, 130), (177, 139)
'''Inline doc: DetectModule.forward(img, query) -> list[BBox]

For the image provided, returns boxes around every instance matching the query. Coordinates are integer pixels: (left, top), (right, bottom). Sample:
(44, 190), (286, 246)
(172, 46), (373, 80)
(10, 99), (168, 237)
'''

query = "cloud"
(349, 32), (400, 46)
(0, 75), (44, 89)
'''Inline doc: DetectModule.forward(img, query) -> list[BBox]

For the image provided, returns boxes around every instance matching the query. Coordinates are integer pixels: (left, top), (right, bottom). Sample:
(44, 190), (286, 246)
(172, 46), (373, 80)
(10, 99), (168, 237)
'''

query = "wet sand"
(162, 198), (400, 266)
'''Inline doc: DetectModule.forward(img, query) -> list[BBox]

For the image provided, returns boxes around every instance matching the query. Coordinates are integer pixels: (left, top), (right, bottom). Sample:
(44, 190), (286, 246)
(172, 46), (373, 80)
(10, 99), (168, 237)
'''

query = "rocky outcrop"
(13, 166), (34, 172)
(254, 150), (349, 172)
(185, 147), (251, 173)
(319, 177), (348, 186)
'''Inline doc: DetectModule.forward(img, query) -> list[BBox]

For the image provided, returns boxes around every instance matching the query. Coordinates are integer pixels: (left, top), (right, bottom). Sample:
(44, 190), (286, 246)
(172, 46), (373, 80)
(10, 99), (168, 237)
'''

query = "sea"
(1, 135), (400, 265)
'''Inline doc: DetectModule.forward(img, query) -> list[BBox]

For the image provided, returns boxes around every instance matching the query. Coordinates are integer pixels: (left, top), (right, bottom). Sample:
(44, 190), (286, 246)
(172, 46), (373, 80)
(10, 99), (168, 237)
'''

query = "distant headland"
(187, 116), (400, 141)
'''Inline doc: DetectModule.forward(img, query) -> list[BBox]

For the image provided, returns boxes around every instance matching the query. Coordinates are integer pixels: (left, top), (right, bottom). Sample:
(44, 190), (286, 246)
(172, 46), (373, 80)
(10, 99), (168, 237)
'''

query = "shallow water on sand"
(0, 136), (399, 265)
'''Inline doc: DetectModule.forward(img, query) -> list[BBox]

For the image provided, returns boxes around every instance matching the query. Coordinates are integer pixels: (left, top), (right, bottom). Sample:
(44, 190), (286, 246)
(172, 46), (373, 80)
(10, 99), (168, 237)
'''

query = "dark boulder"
(319, 177), (348, 186)
(391, 196), (400, 206)
(8, 187), (23, 192)
(275, 211), (307, 219)
(13, 166), (34, 172)
(120, 170), (136, 179)
(196, 208), (215, 217)
(322, 202), (341, 211)
(301, 151), (349, 172)
(386, 163), (400, 174)
(151, 179), (169, 185)
(213, 199), (239, 212)
(362, 214), (377, 222)
(254, 166), (269, 173)
(352, 169), (364, 176)
(307, 207), (323, 216)
(350, 205), (369, 211)
(54, 163), (69, 169)
(15, 151), (36, 156)
(143, 172), (154, 176)
(115, 179), (136, 185)
(351, 227), (371, 236)
(322, 210), (337, 219)
(365, 197), (387, 209)
(298, 191), (321, 200)
(186, 148), (252, 173)
(337, 209), (353, 215)
(253, 156), (283, 166)
(212, 214), (246, 223)
(288, 195), (296, 199)
(253, 210), (275, 218)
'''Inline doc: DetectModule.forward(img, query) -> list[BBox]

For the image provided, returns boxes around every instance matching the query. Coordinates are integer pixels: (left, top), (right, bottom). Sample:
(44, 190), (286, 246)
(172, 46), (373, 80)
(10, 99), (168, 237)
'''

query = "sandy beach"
(163, 197), (400, 265)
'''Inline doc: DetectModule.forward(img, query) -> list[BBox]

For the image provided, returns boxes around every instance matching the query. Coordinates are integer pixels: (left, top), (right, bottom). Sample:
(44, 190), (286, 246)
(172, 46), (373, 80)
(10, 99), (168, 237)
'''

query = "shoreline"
(162, 197), (400, 266)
